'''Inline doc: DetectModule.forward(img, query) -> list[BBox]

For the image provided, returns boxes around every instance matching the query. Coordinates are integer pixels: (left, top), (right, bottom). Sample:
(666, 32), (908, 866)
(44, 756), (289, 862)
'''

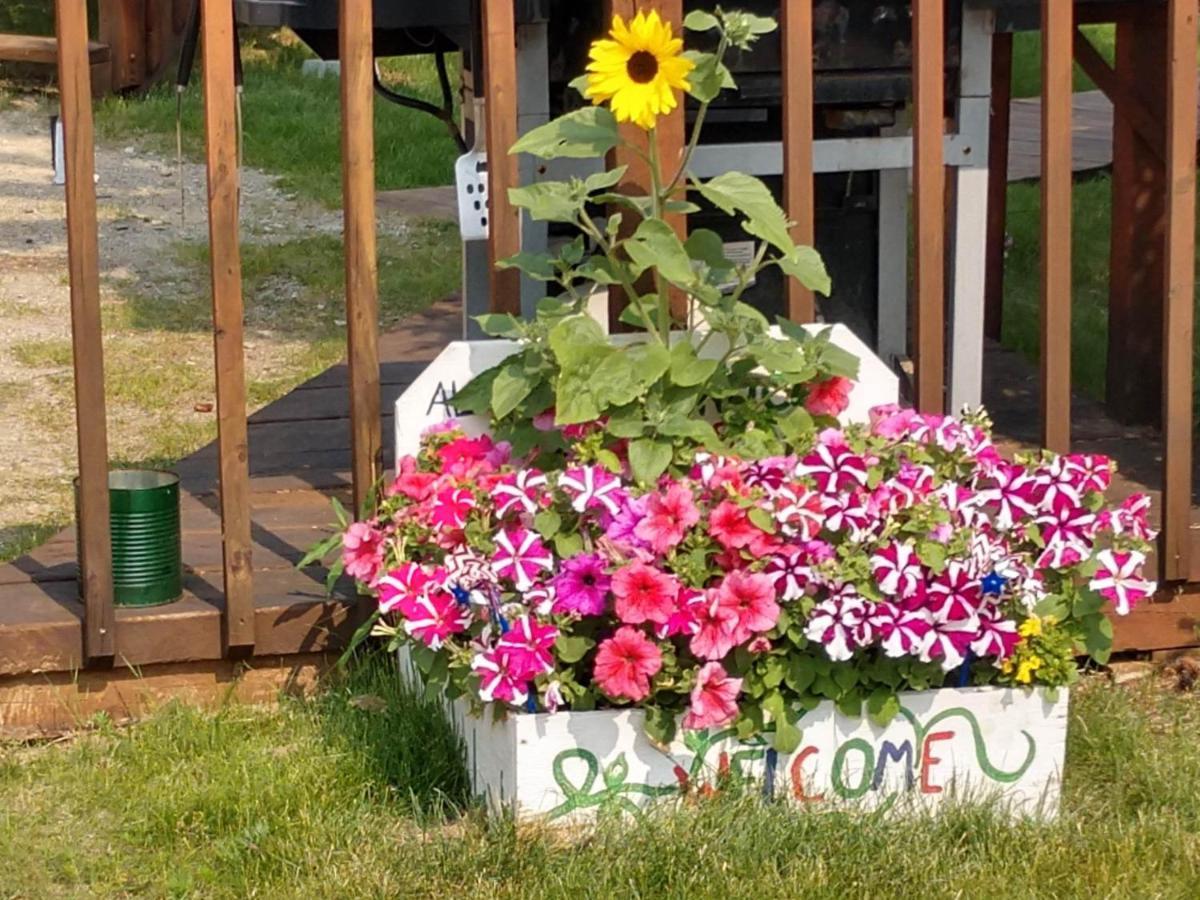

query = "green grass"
(1010, 26), (1115, 99)
(2, 655), (1200, 897)
(0, 520), (64, 563)
(94, 30), (459, 207)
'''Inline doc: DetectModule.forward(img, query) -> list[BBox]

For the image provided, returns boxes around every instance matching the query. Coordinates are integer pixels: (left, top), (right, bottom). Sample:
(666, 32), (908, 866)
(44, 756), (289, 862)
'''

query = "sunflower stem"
(647, 127), (671, 341)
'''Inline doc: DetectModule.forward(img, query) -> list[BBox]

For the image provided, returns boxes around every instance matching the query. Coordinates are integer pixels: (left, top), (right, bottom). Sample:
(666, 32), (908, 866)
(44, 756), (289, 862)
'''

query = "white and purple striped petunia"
(805, 586), (873, 662)
(491, 527), (555, 592)
(870, 540), (923, 600)
(1089, 549), (1156, 616)
(975, 463), (1042, 532)
(471, 648), (529, 706)
(868, 601), (933, 658)
(491, 468), (547, 517)
(397, 588), (471, 650)
(765, 547), (814, 601)
(925, 560), (983, 628)
(558, 465), (624, 517)
(970, 605), (1020, 661)
(495, 615), (558, 680)
(797, 443), (869, 495)
(771, 482), (824, 540)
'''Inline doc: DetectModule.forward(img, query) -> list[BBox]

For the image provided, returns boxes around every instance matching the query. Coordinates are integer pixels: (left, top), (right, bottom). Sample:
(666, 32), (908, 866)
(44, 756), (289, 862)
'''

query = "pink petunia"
(871, 541), (923, 600)
(655, 586), (704, 639)
(396, 588), (471, 650)
(1089, 549), (1156, 616)
(612, 561), (679, 625)
(491, 469), (548, 518)
(342, 521), (386, 584)
(376, 562), (432, 614)
(805, 587), (873, 661)
(709, 500), (760, 550)
(634, 482), (701, 554)
(388, 455), (437, 501)
(472, 648), (529, 706)
(593, 626), (663, 701)
(495, 615), (558, 680)
(491, 527), (555, 592)
(798, 443), (868, 495)
(714, 570), (780, 643)
(431, 486), (476, 531)
(682, 662), (743, 731)
(690, 591), (742, 661)
(552, 552), (611, 616)
(805, 375), (853, 418)
(559, 465), (623, 517)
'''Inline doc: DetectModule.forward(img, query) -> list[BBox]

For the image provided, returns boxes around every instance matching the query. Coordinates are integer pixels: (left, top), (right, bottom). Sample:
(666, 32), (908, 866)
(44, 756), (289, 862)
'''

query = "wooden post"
(99, 0), (146, 91)
(1039, 0), (1072, 453)
(912, 0), (945, 413)
(483, 0), (521, 316)
(1160, 0), (1197, 582)
(200, 0), (254, 652)
(339, 0), (382, 515)
(55, 0), (116, 664)
(983, 31), (1012, 342)
(604, 0), (688, 330)
(781, 0), (815, 324)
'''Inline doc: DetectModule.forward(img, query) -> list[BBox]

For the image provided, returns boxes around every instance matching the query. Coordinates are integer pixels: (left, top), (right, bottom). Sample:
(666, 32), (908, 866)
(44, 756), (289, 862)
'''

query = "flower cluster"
(340, 409), (1154, 747)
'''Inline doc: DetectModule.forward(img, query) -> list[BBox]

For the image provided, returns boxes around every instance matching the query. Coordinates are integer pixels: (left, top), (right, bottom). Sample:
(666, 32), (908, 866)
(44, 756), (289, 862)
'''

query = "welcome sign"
(451, 687), (1068, 821)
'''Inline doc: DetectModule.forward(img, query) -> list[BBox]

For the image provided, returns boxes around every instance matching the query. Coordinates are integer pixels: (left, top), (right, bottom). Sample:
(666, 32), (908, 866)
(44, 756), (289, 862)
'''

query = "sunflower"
(585, 9), (694, 131)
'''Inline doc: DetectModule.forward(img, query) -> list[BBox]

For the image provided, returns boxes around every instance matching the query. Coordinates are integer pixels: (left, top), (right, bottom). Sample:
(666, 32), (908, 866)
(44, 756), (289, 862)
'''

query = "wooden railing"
(51, 0), (1200, 663)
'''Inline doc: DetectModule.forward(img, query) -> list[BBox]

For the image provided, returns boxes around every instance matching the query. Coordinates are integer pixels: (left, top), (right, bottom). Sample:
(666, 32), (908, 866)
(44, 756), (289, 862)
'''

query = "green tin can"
(78, 470), (182, 607)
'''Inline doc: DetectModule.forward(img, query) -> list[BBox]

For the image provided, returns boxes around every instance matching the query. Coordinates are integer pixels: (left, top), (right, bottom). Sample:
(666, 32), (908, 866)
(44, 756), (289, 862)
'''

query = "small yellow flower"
(1015, 655), (1043, 684)
(1018, 616), (1043, 639)
(585, 9), (695, 130)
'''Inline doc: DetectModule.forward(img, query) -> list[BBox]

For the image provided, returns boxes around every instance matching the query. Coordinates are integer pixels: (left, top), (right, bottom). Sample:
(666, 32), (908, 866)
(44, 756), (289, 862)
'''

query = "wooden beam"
(1071, 27), (1165, 161)
(781, 0), (815, 323)
(1160, 0), (1197, 582)
(338, 0), (382, 515)
(200, 0), (254, 652)
(912, 0), (945, 413)
(482, 0), (521, 316)
(99, 0), (146, 91)
(983, 31), (1012, 342)
(54, 0), (115, 665)
(0, 33), (111, 64)
(1040, 0), (1072, 453)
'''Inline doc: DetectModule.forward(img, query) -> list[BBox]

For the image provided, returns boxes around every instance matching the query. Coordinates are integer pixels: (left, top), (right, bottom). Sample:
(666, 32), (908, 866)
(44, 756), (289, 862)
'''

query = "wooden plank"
(0, 33), (110, 64)
(200, 0), (255, 652)
(99, 0), (146, 91)
(339, 0), (383, 515)
(912, 0), (945, 413)
(984, 31), (1012, 341)
(1071, 27), (1164, 161)
(54, 0), (116, 664)
(1160, 0), (1197, 582)
(1040, 0), (1073, 453)
(483, 0), (521, 315)
(781, 0), (815, 323)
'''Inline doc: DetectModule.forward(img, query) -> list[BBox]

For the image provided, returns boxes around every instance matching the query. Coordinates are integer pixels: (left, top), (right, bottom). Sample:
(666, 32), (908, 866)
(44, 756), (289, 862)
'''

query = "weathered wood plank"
(483, 0), (521, 315)
(0, 33), (110, 64)
(339, 0), (383, 515)
(99, 0), (145, 90)
(912, 0), (945, 413)
(54, 0), (116, 664)
(200, 0), (255, 651)
(781, 0), (815, 324)
(1160, 0), (1197, 582)
(1040, 0), (1073, 452)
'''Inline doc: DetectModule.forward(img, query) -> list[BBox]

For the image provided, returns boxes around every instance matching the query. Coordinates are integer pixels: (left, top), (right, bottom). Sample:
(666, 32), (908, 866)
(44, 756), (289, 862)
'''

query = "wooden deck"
(0, 299), (459, 677)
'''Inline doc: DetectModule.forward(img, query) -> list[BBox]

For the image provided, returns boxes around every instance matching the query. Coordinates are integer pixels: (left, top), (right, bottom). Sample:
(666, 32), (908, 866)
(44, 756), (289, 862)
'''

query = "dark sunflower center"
(626, 50), (659, 84)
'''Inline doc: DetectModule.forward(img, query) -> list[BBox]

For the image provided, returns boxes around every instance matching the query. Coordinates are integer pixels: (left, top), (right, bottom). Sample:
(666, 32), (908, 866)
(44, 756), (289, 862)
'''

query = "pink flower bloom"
(388, 455), (437, 501)
(1098, 494), (1156, 541)
(613, 561), (679, 625)
(605, 493), (652, 552)
(805, 375), (853, 418)
(925, 560), (983, 627)
(525, 582), (557, 615)
(772, 482), (824, 540)
(634, 482), (700, 554)
(552, 552), (611, 616)
(431, 486), (476, 530)
(975, 464), (1042, 532)
(656, 586), (704, 639)
(745, 457), (795, 491)
(820, 491), (873, 541)
(342, 521), (386, 583)
(1090, 549), (1156, 616)
(765, 547), (813, 601)
(868, 601), (932, 658)
(871, 541), (923, 600)
(396, 588), (471, 650)
(496, 615), (558, 680)
(491, 469), (547, 517)
(690, 592), (742, 660)
(714, 570), (780, 642)
(472, 648), (529, 706)
(691, 452), (744, 492)
(376, 562), (432, 614)
(491, 527), (555, 591)
(593, 626), (662, 701)
(437, 434), (501, 478)
(798, 443), (868, 495)
(922, 621), (974, 672)
(709, 500), (759, 550)
(682, 662), (743, 731)
(868, 404), (920, 440)
(559, 465), (623, 517)
(970, 607), (1020, 660)
(805, 587), (873, 661)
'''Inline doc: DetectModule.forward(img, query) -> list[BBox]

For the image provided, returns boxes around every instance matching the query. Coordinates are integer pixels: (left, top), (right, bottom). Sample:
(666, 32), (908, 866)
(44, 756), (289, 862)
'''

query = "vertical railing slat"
(55, 0), (115, 663)
(1040, 0), (1072, 453)
(483, 0), (521, 315)
(339, 0), (381, 515)
(200, 0), (254, 651)
(1161, 0), (1197, 582)
(983, 30), (1013, 342)
(781, 0), (815, 323)
(912, 0), (945, 412)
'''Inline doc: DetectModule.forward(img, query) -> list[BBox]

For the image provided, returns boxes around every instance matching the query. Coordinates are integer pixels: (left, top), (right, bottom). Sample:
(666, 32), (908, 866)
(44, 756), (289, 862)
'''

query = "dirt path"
(0, 96), (413, 556)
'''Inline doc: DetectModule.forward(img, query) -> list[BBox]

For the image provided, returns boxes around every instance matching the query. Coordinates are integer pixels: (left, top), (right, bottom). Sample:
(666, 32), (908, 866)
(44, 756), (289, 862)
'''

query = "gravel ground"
(0, 95), (408, 551)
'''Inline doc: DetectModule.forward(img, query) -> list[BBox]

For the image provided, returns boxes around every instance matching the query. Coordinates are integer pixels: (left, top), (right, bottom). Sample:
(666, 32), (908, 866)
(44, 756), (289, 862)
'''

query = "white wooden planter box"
(446, 687), (1068, 821)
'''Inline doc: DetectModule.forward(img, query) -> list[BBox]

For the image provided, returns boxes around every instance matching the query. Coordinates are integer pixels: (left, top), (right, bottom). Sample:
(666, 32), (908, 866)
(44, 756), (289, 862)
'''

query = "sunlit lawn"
(1, 654), (1198, 898)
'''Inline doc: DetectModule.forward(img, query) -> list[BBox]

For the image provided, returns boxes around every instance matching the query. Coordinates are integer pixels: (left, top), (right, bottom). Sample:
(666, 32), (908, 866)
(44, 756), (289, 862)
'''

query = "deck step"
(0, 33), (111, 65)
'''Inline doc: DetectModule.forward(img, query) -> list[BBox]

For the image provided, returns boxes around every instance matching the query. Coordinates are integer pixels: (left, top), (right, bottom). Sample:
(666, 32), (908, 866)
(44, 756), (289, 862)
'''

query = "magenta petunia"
(552, 553), (612, 616)
(431, 486), (476, 531)
(496, 615), (558, 681)
(491, 527), (555, 592)
(1089, 549), (1156, 616)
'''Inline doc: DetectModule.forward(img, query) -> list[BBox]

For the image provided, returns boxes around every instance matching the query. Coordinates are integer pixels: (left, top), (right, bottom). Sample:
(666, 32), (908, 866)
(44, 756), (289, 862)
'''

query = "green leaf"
(629, 437), (673, 485)
(617, 301), (652, 330)
(668, 340), (719, 387)
(584, 165), (628, 194)
(659, 414), (721, 447)
(508, 181), (584, 223)
(576, 256), (622, 286)
(643, 705), (678, 747)
(776, 406), (815, 445)
(555, 634), (596, 664)
(554, 532), (584, 557)
(835, 692), (863, 718)
(683, 10), (719, 31)
(772, 717), (803, 754)
(778, 245), (832, 296)
(748, 507), (777, 534)
(555, 370), (603, 425)
(867, 688), (901, 726)
(918, 540), (948, 574)
(491, 362), (537, 418)
(474, 312), (523, 337)
(496, 252), (556, 281)
(590, 342), (670, 408)
(509, 106), (619, 159)
(534, 508), (562, 540)
(683, 50), (736, 102)
(1083, 614), (1115, 665)
(624, 218), (696, 287)
(450, 364), (502, 415)
(698, 171), (794, 254)
(548, 314), (609, 368)
(685, 228), (734, 276)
